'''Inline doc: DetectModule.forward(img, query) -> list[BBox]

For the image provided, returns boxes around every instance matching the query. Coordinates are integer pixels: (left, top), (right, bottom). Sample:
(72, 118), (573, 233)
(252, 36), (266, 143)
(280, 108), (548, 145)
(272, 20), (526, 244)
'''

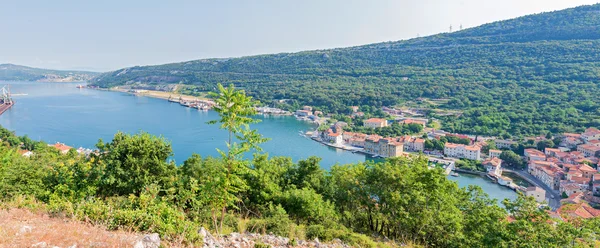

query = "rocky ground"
(201, 228), (351, 248)
(0, 208), (159, 248)
(0, 208), (353, 247)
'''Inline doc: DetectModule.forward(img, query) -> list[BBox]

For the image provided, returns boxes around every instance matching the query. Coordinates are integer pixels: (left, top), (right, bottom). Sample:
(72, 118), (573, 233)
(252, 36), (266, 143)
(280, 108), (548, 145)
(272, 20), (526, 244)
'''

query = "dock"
(0, 85), (14, 116)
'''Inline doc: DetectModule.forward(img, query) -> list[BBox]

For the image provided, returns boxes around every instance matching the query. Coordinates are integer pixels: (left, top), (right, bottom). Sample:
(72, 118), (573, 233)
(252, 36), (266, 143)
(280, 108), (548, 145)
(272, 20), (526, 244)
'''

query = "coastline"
(107, 88), (209, 102)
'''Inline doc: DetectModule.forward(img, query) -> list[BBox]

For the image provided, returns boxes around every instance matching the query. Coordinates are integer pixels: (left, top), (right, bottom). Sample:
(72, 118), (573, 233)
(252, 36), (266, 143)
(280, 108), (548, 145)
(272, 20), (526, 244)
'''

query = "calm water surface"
(0, 82), (515, 202)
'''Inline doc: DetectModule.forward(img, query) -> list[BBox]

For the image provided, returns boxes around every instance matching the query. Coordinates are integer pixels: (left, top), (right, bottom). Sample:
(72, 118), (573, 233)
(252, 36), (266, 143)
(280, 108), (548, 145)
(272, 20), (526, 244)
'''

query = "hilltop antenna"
(449, 25), (453, 33)
(460, 24), (463, 30)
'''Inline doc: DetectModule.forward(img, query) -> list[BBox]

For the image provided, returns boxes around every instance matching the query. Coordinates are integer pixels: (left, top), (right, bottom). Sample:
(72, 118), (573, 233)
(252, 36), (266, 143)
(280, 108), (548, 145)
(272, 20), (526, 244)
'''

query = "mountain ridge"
(0, 63), (99, 82)
(91, 4), (600, 137)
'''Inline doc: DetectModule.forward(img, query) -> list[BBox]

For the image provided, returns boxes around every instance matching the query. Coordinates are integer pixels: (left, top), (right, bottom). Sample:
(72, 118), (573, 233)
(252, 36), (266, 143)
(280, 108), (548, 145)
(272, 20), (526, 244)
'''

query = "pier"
(0, 85), (14, 116)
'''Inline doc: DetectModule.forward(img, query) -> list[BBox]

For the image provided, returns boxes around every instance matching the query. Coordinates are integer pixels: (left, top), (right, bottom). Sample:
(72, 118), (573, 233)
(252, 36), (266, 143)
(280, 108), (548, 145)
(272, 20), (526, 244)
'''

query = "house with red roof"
(444, 143), (481, 160)
(17, 149), (33, 158)
(557, 202), (600, 221)
(363, 118), (388, 128)
(581, 127), (600, 143)
(51, 142), (73, 155)
(577, 144), (600, 158)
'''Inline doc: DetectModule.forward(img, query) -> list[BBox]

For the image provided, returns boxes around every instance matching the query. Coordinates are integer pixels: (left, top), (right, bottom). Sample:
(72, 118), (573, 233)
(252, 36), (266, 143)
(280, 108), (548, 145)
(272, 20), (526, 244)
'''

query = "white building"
(483, 157), (502, 175)
(581, 128), (600, 143)
(524, 186), (546, 203)
(444, 143), (481, 160)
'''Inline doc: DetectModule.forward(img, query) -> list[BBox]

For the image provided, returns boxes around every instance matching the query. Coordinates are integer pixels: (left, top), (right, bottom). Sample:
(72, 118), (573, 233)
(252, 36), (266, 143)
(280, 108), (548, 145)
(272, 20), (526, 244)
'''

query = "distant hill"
(0, 64), (99, 82)
(91, 4), (600, 137)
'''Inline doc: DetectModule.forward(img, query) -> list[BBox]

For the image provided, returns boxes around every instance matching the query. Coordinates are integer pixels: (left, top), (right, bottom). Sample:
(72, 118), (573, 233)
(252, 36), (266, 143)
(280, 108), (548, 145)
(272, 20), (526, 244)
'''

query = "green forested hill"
(0, 64), (99, 82)
(91, 4), (600, 137)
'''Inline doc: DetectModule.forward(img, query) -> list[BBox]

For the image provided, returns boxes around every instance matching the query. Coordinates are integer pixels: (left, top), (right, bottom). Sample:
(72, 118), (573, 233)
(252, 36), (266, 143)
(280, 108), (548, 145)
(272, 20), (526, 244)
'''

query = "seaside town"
(10, 97), (600, 219)
(288, 104), (600, 217)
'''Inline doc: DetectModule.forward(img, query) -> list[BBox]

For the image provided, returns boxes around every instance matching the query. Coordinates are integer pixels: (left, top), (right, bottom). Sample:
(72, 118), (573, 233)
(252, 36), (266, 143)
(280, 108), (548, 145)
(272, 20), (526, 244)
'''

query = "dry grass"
(0, 208), (141, 248)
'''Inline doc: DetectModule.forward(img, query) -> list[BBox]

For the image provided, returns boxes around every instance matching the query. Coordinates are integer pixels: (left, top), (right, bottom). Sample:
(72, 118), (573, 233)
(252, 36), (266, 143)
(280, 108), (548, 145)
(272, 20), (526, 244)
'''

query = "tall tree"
(207, 83), (268, 234)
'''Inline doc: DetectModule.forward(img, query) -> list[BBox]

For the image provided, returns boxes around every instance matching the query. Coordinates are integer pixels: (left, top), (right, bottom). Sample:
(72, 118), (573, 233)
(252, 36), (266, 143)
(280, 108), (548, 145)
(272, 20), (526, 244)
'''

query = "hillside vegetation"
(91, 4), (600, 137)
(3, 85), (600, 247)
(0, 64), (98, 82)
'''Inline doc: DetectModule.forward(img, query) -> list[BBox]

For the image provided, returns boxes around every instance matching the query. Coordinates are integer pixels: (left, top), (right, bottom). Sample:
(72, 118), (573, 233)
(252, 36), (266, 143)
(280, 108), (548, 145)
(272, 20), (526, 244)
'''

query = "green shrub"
(247, 204), (294, 237)
(254, 242), (271, 248)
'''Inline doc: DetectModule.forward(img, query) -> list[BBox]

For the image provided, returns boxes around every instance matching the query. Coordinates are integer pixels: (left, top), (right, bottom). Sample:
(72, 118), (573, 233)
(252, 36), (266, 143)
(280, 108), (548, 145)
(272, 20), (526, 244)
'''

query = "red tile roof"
(364, 118), (386, 123)
(53, 143), (72, 152)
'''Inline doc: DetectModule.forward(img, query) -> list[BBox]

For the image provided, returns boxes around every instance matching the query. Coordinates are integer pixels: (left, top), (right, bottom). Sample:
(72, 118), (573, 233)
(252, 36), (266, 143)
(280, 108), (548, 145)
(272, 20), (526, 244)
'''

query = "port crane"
(1, 85), (13, 105)
(0, 85), (14, 115)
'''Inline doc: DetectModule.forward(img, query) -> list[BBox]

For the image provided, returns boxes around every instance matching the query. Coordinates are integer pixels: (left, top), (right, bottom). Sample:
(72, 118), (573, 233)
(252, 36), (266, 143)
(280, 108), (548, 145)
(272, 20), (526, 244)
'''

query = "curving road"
(505, 169), (561, 210)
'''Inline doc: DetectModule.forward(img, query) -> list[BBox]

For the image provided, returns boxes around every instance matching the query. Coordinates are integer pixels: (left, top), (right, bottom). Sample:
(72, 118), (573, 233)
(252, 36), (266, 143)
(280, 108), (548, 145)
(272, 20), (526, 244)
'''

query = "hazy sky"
(1, 0), (598, 71)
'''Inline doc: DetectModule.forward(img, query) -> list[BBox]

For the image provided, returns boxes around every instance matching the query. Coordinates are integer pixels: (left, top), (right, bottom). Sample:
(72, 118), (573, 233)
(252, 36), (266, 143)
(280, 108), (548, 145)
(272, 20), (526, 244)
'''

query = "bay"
(0, 81), (516, 202)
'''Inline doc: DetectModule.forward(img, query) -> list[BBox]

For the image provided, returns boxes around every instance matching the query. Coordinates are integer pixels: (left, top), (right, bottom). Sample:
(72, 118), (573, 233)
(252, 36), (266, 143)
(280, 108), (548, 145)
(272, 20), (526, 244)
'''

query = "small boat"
(450, 172), (460, 177)
(76, 84), (84, 89)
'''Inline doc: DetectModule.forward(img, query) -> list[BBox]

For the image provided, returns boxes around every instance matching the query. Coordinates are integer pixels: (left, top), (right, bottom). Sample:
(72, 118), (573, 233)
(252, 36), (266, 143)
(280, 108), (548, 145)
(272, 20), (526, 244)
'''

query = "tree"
(95, 132), (176, 196)
(536, 140), (555, 152)
(500, 150), (524, 168)
(207, 83), (268, 234)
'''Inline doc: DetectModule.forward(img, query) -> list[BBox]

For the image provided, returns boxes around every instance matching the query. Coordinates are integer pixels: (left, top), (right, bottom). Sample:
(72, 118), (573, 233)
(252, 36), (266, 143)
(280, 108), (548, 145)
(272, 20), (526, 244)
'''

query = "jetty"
(0, 85), (14, 116)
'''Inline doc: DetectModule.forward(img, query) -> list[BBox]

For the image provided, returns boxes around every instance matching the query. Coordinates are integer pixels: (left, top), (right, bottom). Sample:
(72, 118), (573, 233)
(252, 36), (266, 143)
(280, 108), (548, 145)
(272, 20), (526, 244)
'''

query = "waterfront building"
(524, 186), (546, 203)
(364, 135), (404, 158)
(497, 175), (513, 186)
(295, 110), (312, 117)
(322, 128), (343, 146)
(482, 157), (502, 175)
(342, 132), (368, 148)
(399, 136), (425, 152)
(444, 143), (481, 160)
(363, 118), (388, 128)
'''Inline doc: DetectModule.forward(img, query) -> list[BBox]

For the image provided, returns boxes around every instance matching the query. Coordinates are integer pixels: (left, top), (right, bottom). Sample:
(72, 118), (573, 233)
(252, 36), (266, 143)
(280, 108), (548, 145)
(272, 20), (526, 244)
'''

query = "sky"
(1, 0), (598, 72)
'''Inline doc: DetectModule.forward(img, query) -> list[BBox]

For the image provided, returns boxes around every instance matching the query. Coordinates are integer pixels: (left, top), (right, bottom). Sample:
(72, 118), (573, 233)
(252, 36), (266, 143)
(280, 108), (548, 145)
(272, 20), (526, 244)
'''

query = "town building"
(295, 110), (312, 117)
(560, 181), (587, 197)
(524, 186), (546, 203)
(342, 132), (368, 148)
(489, 149), (502, 158)
(322, 128), (343, 146)
(364, 135), (404, 158)
(363, 118), (388, 128)
(17, 149), (33, 158)
(51, 142), (73, 155)
(577, 144), (600, 158)
(557, 202), (600, 221)
(302, 106), (313, 111)
(581, 127), (600, 143)
(401, 119), (427, 127)
(444, 143), (481, 160)
(482, 157), (502, 176)
(494, 139), (517, 149)
(350, 106), (359, 112)
(400, 136), (425, 152)
(531, 163), (564, 190)
(524, 148), (546, 161)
